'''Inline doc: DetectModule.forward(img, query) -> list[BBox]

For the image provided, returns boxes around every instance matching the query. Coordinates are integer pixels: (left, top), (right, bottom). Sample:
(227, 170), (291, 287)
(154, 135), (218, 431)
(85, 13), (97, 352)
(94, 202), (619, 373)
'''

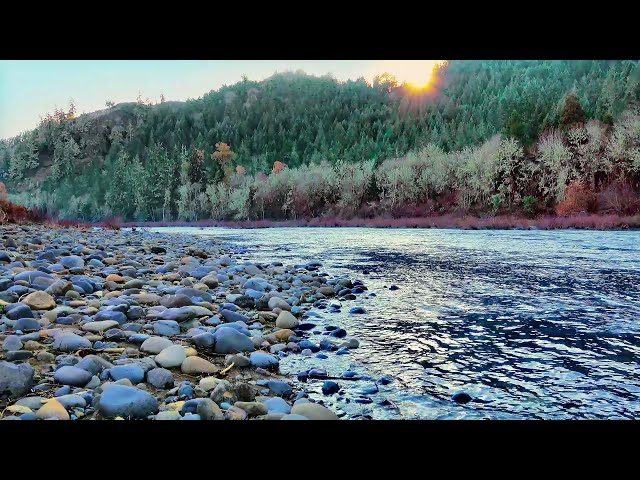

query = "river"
(143, 227), (640, 419)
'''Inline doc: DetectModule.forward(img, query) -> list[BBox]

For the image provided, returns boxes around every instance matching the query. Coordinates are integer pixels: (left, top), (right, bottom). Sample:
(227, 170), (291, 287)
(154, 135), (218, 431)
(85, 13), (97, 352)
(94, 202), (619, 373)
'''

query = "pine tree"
(560, 92), (586, 128)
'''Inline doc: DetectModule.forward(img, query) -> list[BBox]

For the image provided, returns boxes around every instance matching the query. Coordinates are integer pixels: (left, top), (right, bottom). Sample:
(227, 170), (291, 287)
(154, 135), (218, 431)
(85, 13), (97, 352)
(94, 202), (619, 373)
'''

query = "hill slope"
(1, 60), (639, 221)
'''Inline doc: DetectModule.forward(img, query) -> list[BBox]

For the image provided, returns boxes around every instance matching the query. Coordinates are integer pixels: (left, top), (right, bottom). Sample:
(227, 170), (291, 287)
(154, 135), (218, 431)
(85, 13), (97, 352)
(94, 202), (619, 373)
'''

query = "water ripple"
(149, 227), (640, 419)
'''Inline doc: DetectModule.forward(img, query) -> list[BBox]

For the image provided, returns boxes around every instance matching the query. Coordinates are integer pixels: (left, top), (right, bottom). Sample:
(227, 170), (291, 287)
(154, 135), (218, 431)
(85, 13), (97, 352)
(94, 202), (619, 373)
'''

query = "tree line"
(1, 60), (639, 221)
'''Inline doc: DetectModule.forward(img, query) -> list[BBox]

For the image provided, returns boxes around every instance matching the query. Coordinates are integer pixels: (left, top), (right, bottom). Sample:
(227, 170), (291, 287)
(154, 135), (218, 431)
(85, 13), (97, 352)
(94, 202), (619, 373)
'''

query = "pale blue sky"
(0, 60), (442, 140)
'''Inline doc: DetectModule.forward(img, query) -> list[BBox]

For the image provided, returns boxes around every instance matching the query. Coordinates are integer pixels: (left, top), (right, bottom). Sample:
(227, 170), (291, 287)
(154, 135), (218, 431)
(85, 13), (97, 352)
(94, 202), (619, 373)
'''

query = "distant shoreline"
(119, 214), (640, 231)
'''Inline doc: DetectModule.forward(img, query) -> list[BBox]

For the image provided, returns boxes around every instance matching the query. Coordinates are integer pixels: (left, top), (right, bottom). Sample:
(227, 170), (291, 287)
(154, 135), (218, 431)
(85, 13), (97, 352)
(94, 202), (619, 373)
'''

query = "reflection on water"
(147, 227), (640, 419)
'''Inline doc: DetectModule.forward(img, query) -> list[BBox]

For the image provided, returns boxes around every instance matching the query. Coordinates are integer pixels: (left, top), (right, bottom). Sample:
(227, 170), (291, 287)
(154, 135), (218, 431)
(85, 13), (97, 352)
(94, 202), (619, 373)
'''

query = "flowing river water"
(145, 227), (640, 419)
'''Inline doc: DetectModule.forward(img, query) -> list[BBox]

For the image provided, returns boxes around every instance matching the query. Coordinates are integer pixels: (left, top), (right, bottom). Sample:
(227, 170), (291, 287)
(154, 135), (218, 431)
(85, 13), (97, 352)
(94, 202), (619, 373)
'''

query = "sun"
(373, 60), (446, 91)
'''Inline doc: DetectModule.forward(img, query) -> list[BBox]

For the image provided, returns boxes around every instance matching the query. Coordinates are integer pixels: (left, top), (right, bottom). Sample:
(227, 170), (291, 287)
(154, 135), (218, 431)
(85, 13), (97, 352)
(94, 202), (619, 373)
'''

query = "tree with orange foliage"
(0, 182), (7, 201)
(555, 181), (596, 216)
(212, 142), (237, 183)
(272, 161), (286, 174)
(212, 142), (236, 164)
(236, 165), (246, 176)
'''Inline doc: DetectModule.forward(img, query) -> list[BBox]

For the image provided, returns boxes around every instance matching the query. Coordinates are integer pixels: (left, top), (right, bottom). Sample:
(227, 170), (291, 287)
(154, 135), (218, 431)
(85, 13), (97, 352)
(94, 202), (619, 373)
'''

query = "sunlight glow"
(374, 60), (447, 90)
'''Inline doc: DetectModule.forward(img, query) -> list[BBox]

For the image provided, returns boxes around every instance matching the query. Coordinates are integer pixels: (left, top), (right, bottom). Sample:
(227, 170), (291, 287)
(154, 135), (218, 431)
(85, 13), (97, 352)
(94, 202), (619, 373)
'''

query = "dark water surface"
(147, 227), (640, 419)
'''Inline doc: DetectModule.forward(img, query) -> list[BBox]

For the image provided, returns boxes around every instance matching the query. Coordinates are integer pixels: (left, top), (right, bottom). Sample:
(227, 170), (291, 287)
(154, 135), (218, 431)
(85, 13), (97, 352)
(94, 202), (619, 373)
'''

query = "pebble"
(263, 397), (292, 414)
(140, 336), (174, 354)
(0, 361), (34, 399)
(275, 311), (299, 329)
(268, 380), (293, 397)
(81, 320), (120, 333)
(452, 392), (473, 404)
(54, 365), (93, 387)
(214, 327), (255, 354)
(291, 403), (339, 420)
(322, 381), (340, 395)
(234, 401), (268, 416)
(224, 354), (251, 368)
(146, 368), (175, 389)
(153, 320), (180, 336)
(109, 365), (146, 384)
(155, 345), (187, 368)
(3, 335), (23, 351)
(281, 414), (309, 420)
(23, 291), (56, 310)
(0, 226), (366, 422)
(36, 399), (70, 420)
(181, 356), (219, 375)
(155, 411), (182, 420)
(249, 351), (279, 368)
(98, 384), (159, 419)
(5, 350), (32, 361)
(52, 332), (92, 352)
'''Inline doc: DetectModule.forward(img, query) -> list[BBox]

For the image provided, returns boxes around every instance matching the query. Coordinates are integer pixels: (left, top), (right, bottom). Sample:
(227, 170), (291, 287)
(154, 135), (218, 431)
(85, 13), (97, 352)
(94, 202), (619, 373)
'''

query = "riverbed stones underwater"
(0, 224), (370, 420)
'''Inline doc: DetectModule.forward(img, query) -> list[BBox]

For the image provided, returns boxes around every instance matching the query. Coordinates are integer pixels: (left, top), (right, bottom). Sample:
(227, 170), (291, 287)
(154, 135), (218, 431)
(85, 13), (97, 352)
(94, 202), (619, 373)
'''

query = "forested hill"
(1, 60), (639, 221)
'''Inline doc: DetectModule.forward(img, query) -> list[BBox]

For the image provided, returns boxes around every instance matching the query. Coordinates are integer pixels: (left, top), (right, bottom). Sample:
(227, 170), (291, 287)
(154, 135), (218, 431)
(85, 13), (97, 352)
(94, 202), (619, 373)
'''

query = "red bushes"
(555, 182), (597, 216)
(272, 161), (286, 174)
(0, 199), (43, 224)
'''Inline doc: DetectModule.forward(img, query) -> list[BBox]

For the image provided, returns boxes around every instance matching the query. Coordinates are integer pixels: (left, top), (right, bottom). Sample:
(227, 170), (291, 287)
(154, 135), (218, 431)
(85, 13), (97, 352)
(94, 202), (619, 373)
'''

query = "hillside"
(1, 60), (639, 221)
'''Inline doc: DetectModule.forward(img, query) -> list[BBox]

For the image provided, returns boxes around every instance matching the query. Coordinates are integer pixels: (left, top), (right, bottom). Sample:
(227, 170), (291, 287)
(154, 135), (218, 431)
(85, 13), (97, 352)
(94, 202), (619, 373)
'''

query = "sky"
(0, 60), (443, 140)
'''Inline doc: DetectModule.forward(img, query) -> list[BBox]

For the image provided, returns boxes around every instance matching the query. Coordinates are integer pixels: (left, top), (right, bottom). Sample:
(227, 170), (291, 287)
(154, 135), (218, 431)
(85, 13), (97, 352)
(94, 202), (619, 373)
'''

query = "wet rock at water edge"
(291, 402), (339, 420)
(268, 380), (293, 397)
(452, 392), (473, 404)
(249, 351), (279, 369)
(263, 396), (292, 414)
(322, 381), (340, 395)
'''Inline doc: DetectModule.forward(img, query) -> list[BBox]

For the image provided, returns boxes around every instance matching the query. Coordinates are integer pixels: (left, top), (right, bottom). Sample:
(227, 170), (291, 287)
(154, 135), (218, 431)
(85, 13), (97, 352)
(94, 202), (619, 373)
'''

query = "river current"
(145, 227), (640, 420)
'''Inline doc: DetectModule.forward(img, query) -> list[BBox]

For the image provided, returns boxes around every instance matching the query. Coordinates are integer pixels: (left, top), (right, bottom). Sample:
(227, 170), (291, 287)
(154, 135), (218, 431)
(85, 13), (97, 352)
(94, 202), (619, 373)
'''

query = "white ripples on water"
(147, 227), (640, 419)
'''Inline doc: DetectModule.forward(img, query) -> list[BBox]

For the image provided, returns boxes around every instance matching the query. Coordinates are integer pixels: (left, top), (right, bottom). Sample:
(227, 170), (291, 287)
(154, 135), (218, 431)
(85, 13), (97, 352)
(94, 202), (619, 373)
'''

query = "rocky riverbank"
(0, 224), (367, 420)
